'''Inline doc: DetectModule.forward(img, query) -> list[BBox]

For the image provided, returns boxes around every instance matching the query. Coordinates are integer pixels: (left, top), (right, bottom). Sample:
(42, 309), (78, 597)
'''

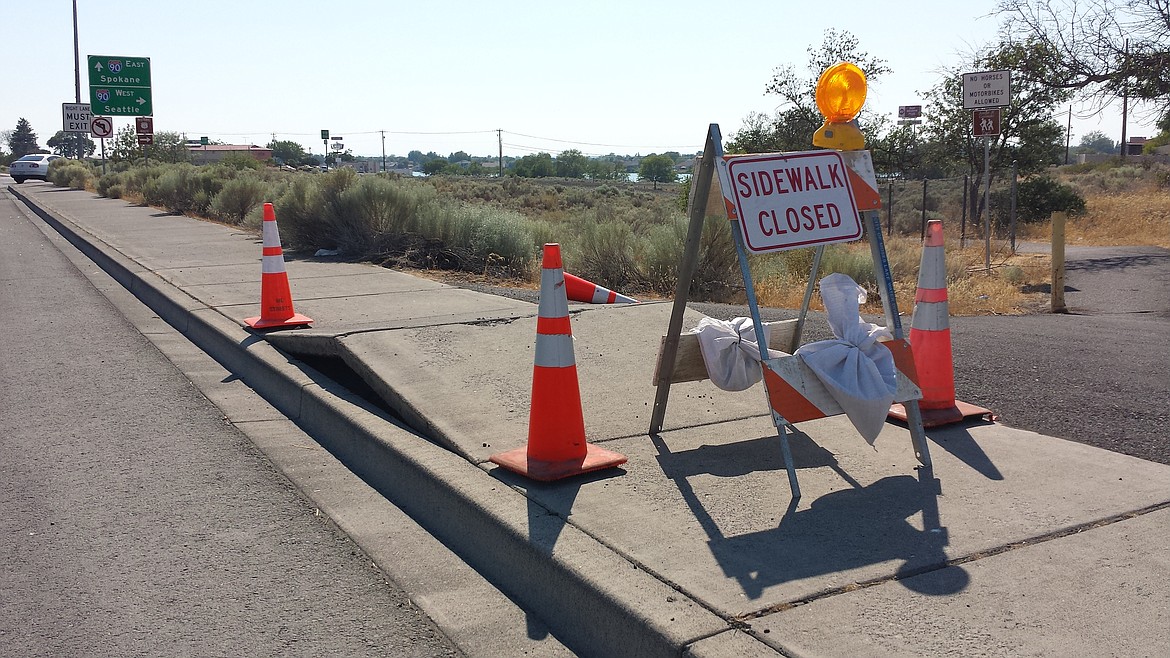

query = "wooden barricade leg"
(649, 125), (720, 435)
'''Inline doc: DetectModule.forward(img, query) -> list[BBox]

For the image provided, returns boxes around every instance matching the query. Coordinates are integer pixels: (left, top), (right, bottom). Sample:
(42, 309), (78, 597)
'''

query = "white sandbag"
(794, 273), (897, 443)
(694, 317), (787, 392)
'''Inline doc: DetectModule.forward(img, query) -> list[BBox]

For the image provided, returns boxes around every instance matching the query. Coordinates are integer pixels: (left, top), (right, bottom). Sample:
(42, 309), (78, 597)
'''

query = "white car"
(9, 154), (62, 183)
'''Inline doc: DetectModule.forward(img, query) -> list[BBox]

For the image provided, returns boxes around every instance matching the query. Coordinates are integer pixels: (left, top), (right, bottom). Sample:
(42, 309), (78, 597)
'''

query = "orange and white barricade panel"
(762, 339), (921, 425)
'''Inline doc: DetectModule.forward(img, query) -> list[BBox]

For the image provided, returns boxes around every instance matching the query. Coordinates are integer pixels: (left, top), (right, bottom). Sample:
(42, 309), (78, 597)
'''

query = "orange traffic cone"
(489, 244), (628, 481)
(890, 220), (992, 427)
(243, 203), (313, 330)
(564, 272), (638, 304)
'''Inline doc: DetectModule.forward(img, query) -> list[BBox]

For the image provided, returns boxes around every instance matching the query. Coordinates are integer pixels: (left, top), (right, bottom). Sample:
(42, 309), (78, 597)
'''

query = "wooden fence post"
(1051, 211), (1067, 313)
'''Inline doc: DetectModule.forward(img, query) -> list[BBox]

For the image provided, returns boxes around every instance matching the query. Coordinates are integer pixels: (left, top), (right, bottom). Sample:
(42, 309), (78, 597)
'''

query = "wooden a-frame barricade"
(649, 124), (932, 501)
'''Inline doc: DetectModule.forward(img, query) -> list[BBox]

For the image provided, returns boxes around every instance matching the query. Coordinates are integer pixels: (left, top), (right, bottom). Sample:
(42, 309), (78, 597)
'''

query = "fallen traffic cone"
(243, 203), (313, 330)
(489, 244), (628, 481)
(564, 272), (638, 304)
(890, 220), (992, 427)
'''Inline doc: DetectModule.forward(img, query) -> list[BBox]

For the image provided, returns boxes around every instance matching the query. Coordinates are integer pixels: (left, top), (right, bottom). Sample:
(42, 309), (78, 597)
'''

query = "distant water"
(626, 172), (692, 183)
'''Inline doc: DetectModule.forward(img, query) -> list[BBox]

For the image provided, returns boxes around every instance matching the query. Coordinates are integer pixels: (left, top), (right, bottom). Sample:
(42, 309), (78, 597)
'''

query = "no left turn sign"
(91, 116), (114, 138)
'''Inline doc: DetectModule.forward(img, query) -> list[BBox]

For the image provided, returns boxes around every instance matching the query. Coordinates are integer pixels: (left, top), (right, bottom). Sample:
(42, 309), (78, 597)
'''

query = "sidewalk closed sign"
(723, 150), (862, 253)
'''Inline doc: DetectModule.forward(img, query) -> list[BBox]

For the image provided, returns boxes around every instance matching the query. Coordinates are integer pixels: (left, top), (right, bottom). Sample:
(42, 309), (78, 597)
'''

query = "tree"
(1076, 130), (1118, 154)
(446, 150), (471, 163)
(512, 152), (555, 178)
(422, 158), (450, 175)
(110, 125), (138, 162)
(7, 118), (40, 157)
(638, 154), (677, 189)
(267, 139), (312, 166)
(870, 124), (930, 179)
(997, 0), (1170, 117)
(555, 149), (588, 178)
(110, 126), (192, 164)
(1143, 111), (1170, 151)
(728, 29), (891, 153)
(921, 40), (1070, 223)
(48, 130), (96, 159)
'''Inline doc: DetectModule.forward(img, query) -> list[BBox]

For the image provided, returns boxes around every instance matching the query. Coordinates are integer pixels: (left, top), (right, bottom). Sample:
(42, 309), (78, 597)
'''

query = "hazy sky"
(3, 0), (1157, 160)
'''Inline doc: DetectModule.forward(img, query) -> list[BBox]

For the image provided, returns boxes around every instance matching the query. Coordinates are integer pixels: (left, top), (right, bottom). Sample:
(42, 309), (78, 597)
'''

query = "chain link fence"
(879, 170), (1023, 250)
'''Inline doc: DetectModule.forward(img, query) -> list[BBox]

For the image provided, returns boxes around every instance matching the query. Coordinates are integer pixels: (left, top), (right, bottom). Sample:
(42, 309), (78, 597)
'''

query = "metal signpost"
(963, 70), (1011, 272)
(90, 115), (113, 174)
(88, 55), (152, 116)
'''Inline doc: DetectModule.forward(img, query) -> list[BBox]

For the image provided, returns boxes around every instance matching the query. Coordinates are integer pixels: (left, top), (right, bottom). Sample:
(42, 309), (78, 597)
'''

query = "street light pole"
(73, 0), (82, 159)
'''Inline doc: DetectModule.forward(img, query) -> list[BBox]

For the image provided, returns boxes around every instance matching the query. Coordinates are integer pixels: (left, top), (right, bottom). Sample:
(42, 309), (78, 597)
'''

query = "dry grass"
(1018, 190), (1170, 248)
(752, 235), (1052, 316)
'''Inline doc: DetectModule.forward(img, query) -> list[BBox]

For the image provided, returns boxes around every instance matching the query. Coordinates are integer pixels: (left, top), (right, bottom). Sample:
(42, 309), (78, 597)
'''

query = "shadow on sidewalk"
(651, 431), (967, 601)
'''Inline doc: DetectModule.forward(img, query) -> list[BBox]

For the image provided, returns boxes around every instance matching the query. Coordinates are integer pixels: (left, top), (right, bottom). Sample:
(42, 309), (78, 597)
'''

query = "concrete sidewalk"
(11, 182), (1170, 657)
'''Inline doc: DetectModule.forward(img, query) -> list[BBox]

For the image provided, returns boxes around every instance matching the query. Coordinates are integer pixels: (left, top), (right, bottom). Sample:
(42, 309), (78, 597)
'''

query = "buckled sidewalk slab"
(12, 183), (1170, 657)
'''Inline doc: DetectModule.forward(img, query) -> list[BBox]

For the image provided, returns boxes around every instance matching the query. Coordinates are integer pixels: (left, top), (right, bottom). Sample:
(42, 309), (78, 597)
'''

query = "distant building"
(1125, 136), (1148, 156)
(337, 160), (378, 174)
(187, 144), (273, 165)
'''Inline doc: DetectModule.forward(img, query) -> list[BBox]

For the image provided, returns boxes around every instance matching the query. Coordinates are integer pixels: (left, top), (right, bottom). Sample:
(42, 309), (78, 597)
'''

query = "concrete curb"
(10, 185), (757, 658)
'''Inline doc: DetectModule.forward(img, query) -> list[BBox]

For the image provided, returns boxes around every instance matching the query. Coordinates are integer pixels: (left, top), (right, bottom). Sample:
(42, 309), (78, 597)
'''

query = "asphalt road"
(0, 188), (460, 657)
(454, 245), (1170, 467)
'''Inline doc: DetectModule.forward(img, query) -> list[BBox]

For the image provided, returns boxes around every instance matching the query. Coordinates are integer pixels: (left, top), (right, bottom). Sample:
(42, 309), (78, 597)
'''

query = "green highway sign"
(88, 55), (152, 116)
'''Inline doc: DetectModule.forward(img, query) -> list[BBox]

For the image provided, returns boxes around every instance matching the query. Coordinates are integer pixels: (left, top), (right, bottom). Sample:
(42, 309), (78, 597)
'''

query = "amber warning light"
(812, 62), (867, 150)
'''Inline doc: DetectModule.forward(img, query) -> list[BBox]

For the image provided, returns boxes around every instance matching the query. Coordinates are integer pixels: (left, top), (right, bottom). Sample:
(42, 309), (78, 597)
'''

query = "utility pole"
(381, 130), (386, 173)
(1064, 106), (1072, 164)
(1120, 38), (1129, 161)
(497, 129), (503, 177)
(73, 0), (82, 159)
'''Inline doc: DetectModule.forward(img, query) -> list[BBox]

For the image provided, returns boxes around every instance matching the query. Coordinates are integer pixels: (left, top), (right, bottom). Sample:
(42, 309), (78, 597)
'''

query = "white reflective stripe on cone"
(919, 246), (946, 286)
(613, 291), (637, 304)
(912, 300), (951, 331)
(538, 268), (570, 319)
(262, 221), (281, 247)
(262, 255), (287, 274)
(591, 287), (608, 303)
(534, 333), (576, 368)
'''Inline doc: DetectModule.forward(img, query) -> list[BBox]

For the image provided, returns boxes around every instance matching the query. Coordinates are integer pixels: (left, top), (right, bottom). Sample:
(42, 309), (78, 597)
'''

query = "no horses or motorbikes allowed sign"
(722, 150), (863, 253)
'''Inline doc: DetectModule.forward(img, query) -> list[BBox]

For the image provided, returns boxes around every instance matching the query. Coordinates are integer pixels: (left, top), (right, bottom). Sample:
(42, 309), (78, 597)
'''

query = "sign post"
(90, 116), (113, 174)
(963, 70), (1011, 273)
(88, 55), (152, 116)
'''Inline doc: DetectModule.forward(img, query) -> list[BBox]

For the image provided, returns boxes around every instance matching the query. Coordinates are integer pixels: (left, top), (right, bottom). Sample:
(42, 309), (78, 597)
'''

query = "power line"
(179, 126), (704, 157)
(503, 130), (701, 151)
